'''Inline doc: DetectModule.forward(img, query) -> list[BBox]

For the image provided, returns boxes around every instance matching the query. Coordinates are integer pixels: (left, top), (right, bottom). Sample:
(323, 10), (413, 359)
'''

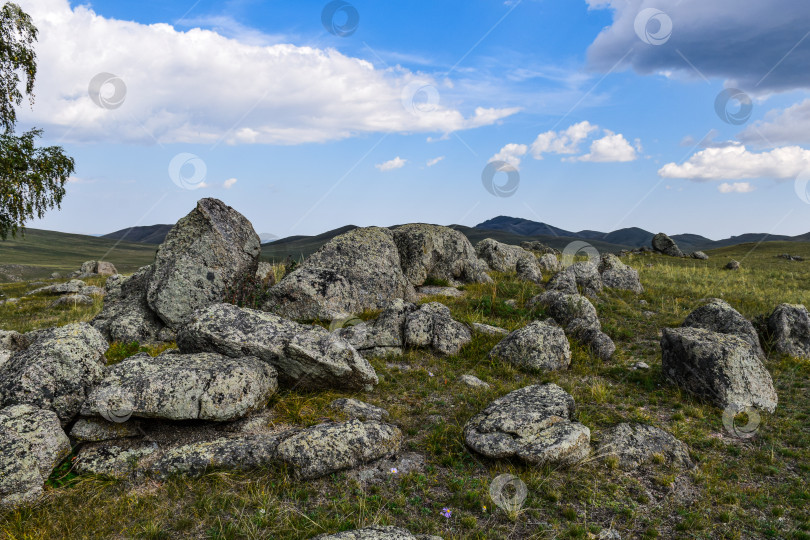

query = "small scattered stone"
(458, 374), (490, 388)
(725, 260), (741, 271)
(330, 398), (389, 421)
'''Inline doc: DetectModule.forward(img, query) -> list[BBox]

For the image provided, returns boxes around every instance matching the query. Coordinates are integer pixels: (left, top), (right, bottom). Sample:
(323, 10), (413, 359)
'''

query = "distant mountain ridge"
(474, 216), (808, 252)
(103, 225), (174, 244)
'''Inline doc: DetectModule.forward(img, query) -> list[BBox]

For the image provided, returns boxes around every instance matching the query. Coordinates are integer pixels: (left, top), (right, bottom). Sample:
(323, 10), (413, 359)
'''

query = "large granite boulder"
(475, 238), (534, 272)
(661, 327), (777, 412)
(768, 303), (810, 359)
(177, 303), (378, 391)
(334, 299), (415, 358)
(488, 321), (571, 371)
(276, 419), (402, 479)
(683, 299), (765, 360)
(652, 233), (684, 257)
(265, 227), (416, 321)
(464, 384), (590, 466)
(597, 423), (693, 470)
(403, 302), (472, 355)
(0, 323), (108, 423)
(598, 254), (643, 293)
(547, 262), (603, 297)
(0, 405), (70, 509)
(392, 224), (491, 286)
(515, 256), (543, 284)
(81, 351), (277, 421)
(92, 266), (165, 344)
(147, 198), (261, 328)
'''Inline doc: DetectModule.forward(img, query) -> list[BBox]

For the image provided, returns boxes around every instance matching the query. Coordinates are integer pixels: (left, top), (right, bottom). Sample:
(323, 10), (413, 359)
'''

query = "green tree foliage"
(0, 2), (74, 240)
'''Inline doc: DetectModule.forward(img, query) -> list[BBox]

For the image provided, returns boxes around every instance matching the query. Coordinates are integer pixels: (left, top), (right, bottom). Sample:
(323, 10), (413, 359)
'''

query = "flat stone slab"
(81, 351), (278, 421)
(597, 423), (693, 469)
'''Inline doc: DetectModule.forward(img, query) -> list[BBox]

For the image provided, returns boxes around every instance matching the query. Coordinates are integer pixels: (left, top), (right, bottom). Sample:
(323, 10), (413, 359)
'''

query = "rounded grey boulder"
(598, 254), (643, 294)
(464, 384), (590, 466)
(768, 303), (810, 359)
(475, 238), (533, 272)
(403, 302), (472, 355)
(488, 320), (571, 371)
(393, 223), (492, 286)
(661, 327), (777, 413)
(147, 198), (261, 328)
(265, 227), (416, 321)
(81, 351), (278, 421)
(0, 323), (108, 423)
(92, 265), (165, 344)
(0, 405), (70, 509)
(597, 422), (693, 470)
(682, 299), (765, 360)
(652, 233), (685, 257)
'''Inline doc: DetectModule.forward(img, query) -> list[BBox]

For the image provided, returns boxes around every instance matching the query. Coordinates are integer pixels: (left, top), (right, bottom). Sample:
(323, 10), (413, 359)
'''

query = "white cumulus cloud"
(14, 0), (519, 145)
(718, 182), (755, 193)
(224, 178), (237, 189)
(739, 98), (810, 147)
(658, 145), (810, 180)
(490, 143), (528, 168)
(376, 157), (407, 172)
(577, 131), (638, 162)
(530, 121), (598, 159)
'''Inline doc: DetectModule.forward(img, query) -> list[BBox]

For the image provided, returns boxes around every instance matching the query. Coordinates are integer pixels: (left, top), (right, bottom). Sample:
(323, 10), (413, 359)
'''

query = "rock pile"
(74, 260), (117, 278)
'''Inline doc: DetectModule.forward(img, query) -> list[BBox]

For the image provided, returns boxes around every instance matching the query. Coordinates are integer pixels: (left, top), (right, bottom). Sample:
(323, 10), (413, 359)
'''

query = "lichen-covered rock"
(0, 330), (27, 371)
(768, 303), (810, 359)
(276, 420), (402, 479)
(567, 319), (616, 361)
(598, 254), (643, 293)
(75, 441), (160, 478)
(82, 351), (277, 421)
(80, 260), (117, 276)
(464, 384), (590, 466)
(0, 323), (108, 423)
(0, 405), (70, 509)
(415, 286), (464, 299)
(265, 227), (416, 320)
(536, 253), (562, 273)
(69, 417), (142, 442)
(598, 423), (693, 470)
(683, 299), (765, 360)
(489, 321), (571, 371)
(335, 299), (415, 358)
(529, 290), (599, 328)
(471, 322), (509, 336)
(403, 302), (471, 355)
(547, 262), (603, 297)
(51, 294), (94, 307)
(661, 327), (777, 412)
(92, 266), (165, 344)
(691, 251), (709, 260)
(652, 233), (684, 257)
(147, 198), (261, 328)
(143, 433), (290, 478)
(393, 223), (492, 286)
(178, 303), (378, 391)
(475, 238), (534, 272)
(29, 279), (103, 297)
(515, 256), (543, 284)
(521, 241), (560, 256)
(725, 260), (741, 271)
(459, 374), (490, 388)
(330, 398), (389, 421)
(312, 526), (443, 540)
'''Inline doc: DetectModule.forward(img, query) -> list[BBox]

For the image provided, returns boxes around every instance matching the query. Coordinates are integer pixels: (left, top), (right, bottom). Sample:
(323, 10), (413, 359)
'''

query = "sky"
(13, 0), (810, 240)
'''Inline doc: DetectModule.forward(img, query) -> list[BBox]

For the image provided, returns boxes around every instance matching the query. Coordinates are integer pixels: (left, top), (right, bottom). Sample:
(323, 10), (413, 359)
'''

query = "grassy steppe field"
(0, 241), (808, 539)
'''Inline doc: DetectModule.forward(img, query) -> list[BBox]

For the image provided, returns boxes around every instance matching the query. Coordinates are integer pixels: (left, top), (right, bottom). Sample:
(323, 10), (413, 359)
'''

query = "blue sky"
(15, 0), (810, 239)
